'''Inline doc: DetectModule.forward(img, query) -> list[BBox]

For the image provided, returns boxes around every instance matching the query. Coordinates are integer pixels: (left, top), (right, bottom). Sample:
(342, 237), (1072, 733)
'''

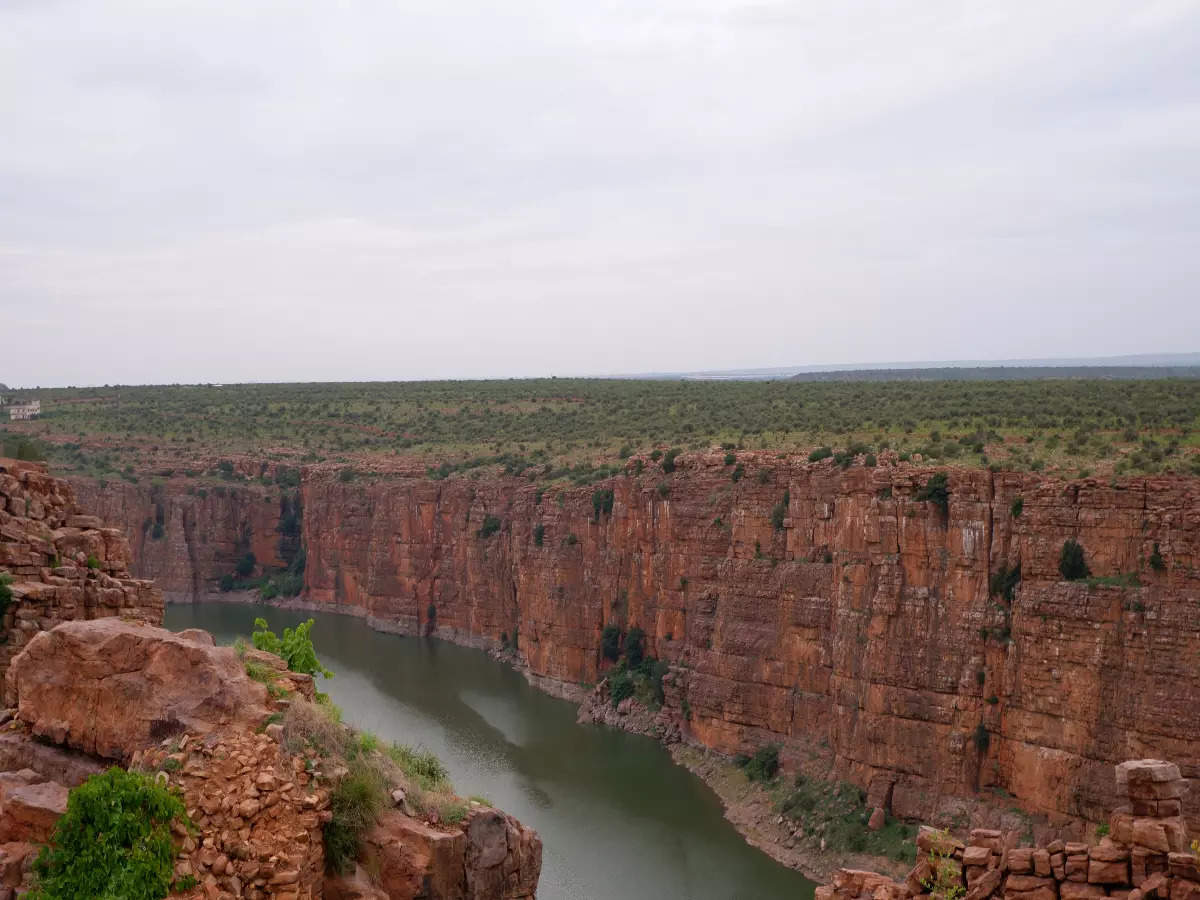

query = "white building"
(8, 400), (40, 421)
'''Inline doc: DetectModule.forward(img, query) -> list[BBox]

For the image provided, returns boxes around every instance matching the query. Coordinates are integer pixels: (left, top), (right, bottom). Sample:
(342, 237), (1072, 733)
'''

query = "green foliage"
(251, 617), (333, 678)
(730, 463), (744, 482)
(0, 574), (12, 623)
(85, 555), (100, 570)
(28, 768), (188, 900)
(736, 744), (780, 783)
(235, 551), (256, 577)
(532, 523), (544, 546)
(916, 472), (950, 514)
(921, 829), (966, 900)
(808, 446), (833, 462)
(778, 774), (916, 863)
(989, 564), (1021, 603)
(608, 671), (634, 707)
(476, 515), (502, 539)
(591, 488), (614, 520)
(1010, 497), (1024, 518)
(1, 434), (46, 461)
(623, 626), (646, 667)
(974, 722), (991, 753)
(1095, 823), (1110, 839)
(601, 624), (622, 661)
(661, 448), (681, 474)
(218, 573), (234, 592)
(386, 743), (449, 791)
(324, 761), (386, 875)
(1149, 543), (1166, 572)
(724, 452), (736, 465)
(770, 490), (790, 531)
(1059, 539), (1090, 581)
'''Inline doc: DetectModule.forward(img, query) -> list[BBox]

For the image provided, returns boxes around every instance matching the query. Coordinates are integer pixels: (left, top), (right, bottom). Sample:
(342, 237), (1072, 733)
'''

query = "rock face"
(816, 759), (1196, 900)
(75, 453), (1200, 828)
(0, 458), (163, 680)
(5, 617), (271, 760)
(0, 618), (543, 898)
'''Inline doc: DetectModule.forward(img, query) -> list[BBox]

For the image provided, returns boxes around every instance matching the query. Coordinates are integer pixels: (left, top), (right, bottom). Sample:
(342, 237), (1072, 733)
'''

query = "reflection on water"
(165, 602), (815, 900)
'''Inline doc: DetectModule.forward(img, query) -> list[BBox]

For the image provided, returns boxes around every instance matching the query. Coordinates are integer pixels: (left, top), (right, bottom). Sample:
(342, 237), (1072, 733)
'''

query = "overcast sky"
(3, 1), (1199, 387)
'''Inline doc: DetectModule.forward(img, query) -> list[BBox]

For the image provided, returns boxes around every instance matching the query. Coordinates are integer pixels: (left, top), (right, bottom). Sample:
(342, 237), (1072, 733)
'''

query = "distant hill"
(790, 365), (1200, 382)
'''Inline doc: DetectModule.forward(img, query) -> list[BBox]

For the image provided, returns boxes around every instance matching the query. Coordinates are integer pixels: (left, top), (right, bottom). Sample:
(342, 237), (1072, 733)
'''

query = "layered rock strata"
(0, 457), (163, 678)
(71, 453), (1200, 829)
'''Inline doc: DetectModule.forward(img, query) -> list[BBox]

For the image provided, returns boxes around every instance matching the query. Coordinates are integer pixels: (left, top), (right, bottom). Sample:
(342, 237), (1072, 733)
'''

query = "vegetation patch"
(28, 767), (192, 900)
(777, 774), (917, 864)
(1059, 539), (1090, 581)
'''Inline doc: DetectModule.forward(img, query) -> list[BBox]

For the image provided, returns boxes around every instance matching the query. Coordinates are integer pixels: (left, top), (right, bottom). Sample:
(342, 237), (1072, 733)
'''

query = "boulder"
(0, 780), (67, 843)
(175, 628), (215, 646)
(6, 618), (269, 760)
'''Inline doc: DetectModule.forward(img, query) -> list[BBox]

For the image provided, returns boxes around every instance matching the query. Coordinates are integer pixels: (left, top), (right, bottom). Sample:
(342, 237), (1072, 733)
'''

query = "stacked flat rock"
(816, 759), (1197, 900)
(0, 458), (164, 680)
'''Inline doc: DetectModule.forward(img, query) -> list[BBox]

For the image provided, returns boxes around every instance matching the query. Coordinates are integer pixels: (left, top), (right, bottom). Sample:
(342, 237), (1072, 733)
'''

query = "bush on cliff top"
(916, 472), (950, 514)
(28, 767), (191, 900)
(251, 617), (333, 679)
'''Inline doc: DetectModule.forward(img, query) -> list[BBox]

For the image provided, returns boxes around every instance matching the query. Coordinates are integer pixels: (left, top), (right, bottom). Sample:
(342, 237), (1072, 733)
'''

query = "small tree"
(1059, 539), (1090, 581)
(252, 617), (333, 678)
(916, 473), (950, 515)
(601, 624), (621, 661)
(623, 626), (646, 667)
(591, 488), (614, 520)
(661, 448), (681, 474)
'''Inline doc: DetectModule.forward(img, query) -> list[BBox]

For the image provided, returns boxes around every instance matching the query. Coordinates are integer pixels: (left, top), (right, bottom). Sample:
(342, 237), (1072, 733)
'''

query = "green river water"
(164, 602), (815, 900)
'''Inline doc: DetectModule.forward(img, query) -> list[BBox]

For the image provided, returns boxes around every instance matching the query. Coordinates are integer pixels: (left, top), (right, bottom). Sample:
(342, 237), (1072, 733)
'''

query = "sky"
(2, 0), (1199, 387)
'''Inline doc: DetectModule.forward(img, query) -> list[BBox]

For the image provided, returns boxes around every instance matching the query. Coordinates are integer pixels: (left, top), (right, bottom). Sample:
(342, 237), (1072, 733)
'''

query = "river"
(165, 602), (815, 900)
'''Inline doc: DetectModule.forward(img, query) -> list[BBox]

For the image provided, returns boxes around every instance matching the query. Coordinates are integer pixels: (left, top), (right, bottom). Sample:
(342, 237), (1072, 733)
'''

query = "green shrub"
(532, 524), (544, 547)
(608, 671), (634, 706)
(218, 573), (234, 592)
(28, 768), (189, 900)
(770, 491), (789, 531)
(0, 574), (12, 622)
(601, 624), (621, 661)
(252, 617), (333, 678)
(1010, 497), (1024, 518)
(989, 564), (1021, 603)
(386, 744), (448, 790)
(1149, 543), (1166, 572)
(85, 555), (100, 570)
(916, 472), (950, 514)
(738, 744), (780, 783)
(476, 515), (502, 539)
(724, 452), (736, 465)
(235, 551), (256, 577)
(592, 488), (614, 520)
(730, 463), (744, 483)
(324, 762), (386, 875)
(808, 446), (833, 462)
(623, 626), (646, 667)
(1059, 539), (1090, 581)
(661, 448), (681, 474)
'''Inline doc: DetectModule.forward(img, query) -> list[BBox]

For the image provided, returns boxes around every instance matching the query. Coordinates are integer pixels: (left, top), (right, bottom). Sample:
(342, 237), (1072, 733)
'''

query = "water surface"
(165, 602), (815, 900)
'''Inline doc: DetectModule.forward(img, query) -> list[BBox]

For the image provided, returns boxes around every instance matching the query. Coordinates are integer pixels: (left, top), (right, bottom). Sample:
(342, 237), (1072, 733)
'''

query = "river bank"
(168, 593), (911, 886)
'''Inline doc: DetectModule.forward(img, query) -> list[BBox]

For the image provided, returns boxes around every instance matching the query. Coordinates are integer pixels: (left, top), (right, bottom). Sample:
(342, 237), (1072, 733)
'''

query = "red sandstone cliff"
(71, 452), (1200, 830)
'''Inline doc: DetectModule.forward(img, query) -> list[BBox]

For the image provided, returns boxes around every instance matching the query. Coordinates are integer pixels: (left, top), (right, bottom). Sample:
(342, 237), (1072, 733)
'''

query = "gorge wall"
(71, 452), (1200, 831)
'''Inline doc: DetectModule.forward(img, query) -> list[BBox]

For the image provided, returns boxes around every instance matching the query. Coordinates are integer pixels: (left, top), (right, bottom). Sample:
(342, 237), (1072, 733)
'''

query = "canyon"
(0, 458), (543, 898)
(71, 449), (1200, 836)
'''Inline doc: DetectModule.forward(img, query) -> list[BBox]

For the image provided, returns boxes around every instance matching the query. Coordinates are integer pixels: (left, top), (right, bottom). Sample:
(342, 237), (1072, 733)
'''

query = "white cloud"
(1, 0), (1198, 384)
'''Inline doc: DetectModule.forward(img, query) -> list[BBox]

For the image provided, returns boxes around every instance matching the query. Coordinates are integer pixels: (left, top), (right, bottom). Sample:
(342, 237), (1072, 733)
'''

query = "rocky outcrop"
(816, 759), (1196, 900)
(0, 458), (163, 680)
(5, 618), (271, 759)
(0, 616), (542, 898)
(74, 453), (1200, 831)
